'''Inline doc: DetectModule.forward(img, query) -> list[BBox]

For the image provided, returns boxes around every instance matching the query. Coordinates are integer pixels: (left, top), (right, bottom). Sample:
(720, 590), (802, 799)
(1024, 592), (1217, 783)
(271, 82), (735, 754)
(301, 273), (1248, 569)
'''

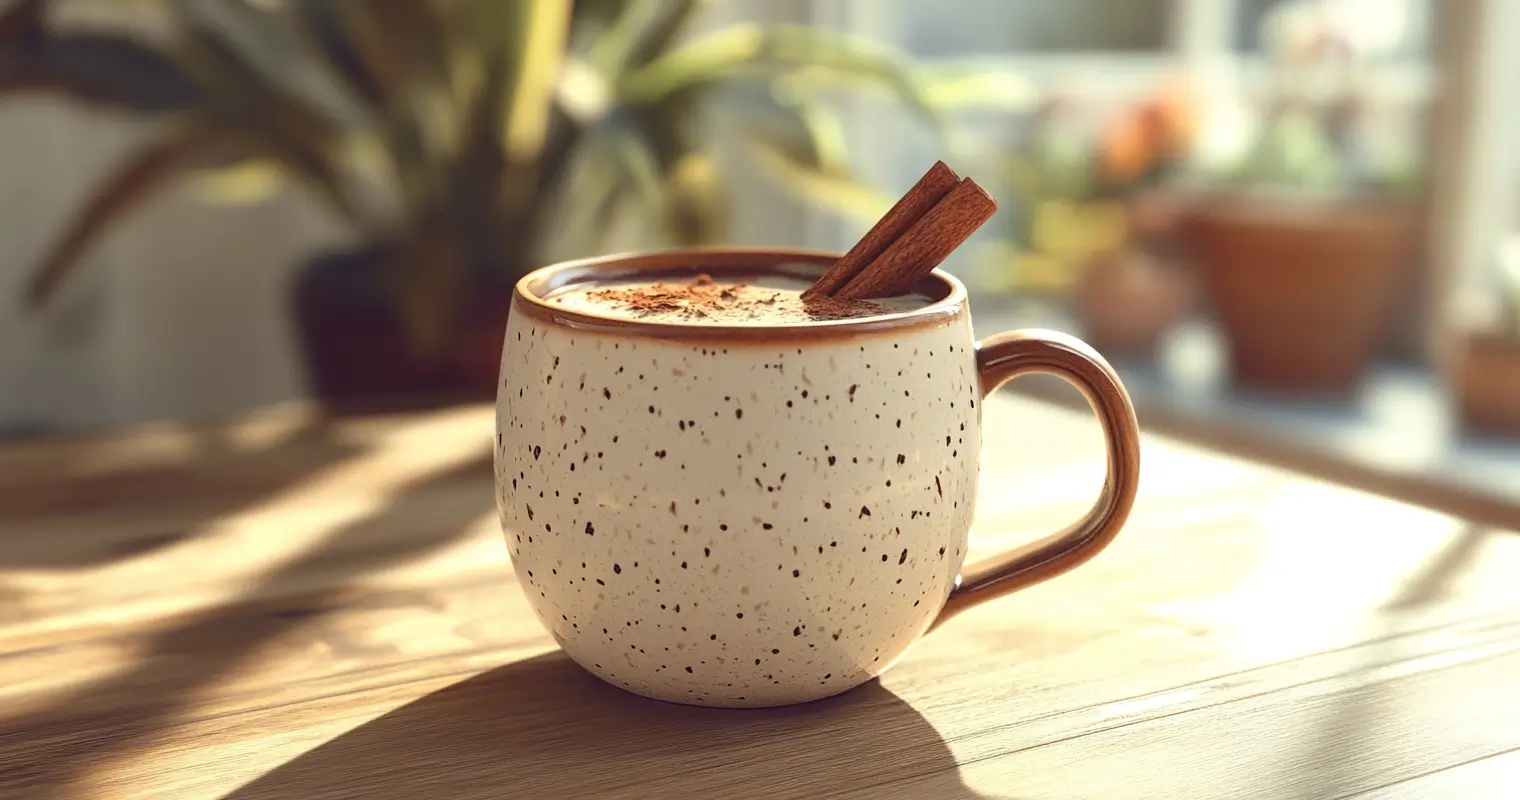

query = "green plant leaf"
(171, 28), (324, 138)
(584, 174), (633, 248)
(571, 0), (632, 29)
(0, 33), (205, 111)
(604, 124), (666, 219)
(733, 91), (889, 224)
(743, 135), (895, 224)
(355, 1), (457, 82)
(551, 129), (655, 256)
(626, 0), (704, 69)
(620, 24), (935, 125)
(288, 0), (464, 221)
(499, 0), (572, 162)
(573, 116), (725, 248)
(586, 0), (663, 75)
(915, 62), (1041, 111)
(586, 0), (703, 76)
(1232, 108), (1343, 190)
(166, 2), (368, 226)
(554, 153), (630, 253)
(188, 156), (285, 204)
(25, 120), (230, 307)
(456, 0), (530, 222)
(660, 150), (728, 245)
(290, 0), (455, 110)
(174, 0), (367, 125)
(251, 128), (370, 229)
(287, 0), (386, 108)
(735, 89), (849, 173)
(476, 0), (576, 263)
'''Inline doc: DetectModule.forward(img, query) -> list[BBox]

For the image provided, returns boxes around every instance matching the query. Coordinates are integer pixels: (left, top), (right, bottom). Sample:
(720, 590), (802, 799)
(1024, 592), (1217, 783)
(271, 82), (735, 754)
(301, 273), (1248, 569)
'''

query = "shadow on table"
(226, 651), (992, 800)
(0, 419), (362, 569)
(1282, 524), (1499, 799)
(0, 451), (493, 799)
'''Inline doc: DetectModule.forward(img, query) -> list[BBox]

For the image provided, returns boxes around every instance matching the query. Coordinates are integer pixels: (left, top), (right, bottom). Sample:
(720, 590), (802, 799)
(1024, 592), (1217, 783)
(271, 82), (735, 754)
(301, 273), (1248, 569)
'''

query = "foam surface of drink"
(543, 273), (933, 325)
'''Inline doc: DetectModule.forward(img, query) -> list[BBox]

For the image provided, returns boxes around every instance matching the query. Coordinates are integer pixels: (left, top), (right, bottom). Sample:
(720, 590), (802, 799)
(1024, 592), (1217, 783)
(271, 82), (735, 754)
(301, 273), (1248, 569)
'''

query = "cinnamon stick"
(802, 160), (959, 300)
(834, 177), (997, 300)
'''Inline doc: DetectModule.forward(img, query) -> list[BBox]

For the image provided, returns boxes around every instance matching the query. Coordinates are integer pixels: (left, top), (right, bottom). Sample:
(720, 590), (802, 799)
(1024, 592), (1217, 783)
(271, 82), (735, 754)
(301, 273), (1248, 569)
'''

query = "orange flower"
(1098, 76), (1198, 187)
(1146, 77), (1198, 157)
(1098, 107), (1158, 186)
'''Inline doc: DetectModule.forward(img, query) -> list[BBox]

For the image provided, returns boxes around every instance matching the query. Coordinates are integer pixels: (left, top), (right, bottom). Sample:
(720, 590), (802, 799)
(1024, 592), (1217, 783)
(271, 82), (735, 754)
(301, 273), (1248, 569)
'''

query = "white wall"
(0, 98), (349, 436)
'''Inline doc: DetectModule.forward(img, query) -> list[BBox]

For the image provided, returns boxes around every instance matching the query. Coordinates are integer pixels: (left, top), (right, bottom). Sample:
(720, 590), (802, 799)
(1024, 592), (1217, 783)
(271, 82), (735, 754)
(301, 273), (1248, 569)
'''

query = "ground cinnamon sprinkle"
(583, 275), (888, 322)
(799, 295), (888, 321)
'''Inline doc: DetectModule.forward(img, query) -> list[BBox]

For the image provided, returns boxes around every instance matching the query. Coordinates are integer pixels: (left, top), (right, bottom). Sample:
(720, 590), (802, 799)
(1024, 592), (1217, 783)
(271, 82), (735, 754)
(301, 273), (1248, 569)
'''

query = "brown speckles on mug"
(495, 255), (979, 709)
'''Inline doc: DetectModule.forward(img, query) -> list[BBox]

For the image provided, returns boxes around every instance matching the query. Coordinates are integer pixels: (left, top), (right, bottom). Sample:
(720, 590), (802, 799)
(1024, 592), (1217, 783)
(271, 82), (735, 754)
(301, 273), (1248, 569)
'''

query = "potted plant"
(2, 0), (941, 411)
(1445, 243), (1520, 436)
(1179, 0), (1424, 395)
(1075, 77), (1199, 361)
(987, 80), (1197, 359)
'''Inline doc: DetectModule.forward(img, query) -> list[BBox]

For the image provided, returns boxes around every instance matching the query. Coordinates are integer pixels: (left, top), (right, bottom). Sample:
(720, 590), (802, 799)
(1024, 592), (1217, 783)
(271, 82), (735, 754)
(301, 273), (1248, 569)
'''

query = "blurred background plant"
(3, 0), (1513, 534)
(948, 76), (1198, 362)
(1177, 0), (1429, 396)
(977, 76), (1196, 298)
(1203, 0), (1424, 198)
(3, 0), (1515, 508)
(1, 0), (947, 407)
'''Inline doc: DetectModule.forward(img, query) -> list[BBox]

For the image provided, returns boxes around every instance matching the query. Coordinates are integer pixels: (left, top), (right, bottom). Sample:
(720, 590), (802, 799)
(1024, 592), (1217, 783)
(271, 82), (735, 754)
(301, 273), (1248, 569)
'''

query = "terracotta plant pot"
(290, 245), (514, 413)
(1447, 333), (1520, 436)
(1074, 248), (1193, 361)
(1125, 189), (1195, 252)
(1181, 195), (1418, 396)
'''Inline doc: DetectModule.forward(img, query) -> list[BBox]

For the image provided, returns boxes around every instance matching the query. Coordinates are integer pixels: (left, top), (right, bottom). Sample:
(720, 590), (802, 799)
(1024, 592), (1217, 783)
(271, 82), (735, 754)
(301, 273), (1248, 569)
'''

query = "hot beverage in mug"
(542, 272), (935, 324)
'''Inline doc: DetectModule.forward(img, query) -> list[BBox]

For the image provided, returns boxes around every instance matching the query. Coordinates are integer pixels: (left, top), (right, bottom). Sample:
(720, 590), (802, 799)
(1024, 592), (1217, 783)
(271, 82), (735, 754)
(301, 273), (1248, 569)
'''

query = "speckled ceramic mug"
(495, 248), (1140, 708)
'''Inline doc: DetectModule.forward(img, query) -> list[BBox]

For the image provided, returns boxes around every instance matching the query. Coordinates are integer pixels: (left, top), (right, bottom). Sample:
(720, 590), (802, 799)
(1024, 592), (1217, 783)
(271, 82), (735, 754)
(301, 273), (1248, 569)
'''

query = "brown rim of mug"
(511, 247), (967, 342)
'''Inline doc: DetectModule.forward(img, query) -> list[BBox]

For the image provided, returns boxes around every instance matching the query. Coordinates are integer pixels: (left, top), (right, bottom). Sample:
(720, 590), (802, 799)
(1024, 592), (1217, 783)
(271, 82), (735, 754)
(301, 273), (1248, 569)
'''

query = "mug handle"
(933, 329), (1141, 628)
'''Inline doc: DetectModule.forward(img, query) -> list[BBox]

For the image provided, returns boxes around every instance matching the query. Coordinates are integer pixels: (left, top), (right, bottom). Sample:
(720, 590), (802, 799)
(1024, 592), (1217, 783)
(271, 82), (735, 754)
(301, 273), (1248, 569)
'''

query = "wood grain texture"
(803, 160), (958, 299)
(0, 397), (1517, 799)
(835, 178), (998, 300)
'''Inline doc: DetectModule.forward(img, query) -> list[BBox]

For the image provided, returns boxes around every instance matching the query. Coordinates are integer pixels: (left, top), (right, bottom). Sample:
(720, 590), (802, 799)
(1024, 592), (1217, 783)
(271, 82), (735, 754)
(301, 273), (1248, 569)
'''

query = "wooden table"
(1, 395), (1517, 799)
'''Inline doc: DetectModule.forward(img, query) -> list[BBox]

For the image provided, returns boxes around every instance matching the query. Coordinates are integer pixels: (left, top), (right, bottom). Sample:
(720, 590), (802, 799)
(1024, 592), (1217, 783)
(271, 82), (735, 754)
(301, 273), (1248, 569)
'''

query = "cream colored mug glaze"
(495, 249), (1141, 708)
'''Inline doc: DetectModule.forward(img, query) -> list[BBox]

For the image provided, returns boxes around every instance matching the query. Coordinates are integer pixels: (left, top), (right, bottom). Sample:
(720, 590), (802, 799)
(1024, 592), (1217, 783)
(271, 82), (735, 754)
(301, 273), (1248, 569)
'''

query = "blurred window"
(891, 0), (1174, 56)
(1232, 0), (1432, 58)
